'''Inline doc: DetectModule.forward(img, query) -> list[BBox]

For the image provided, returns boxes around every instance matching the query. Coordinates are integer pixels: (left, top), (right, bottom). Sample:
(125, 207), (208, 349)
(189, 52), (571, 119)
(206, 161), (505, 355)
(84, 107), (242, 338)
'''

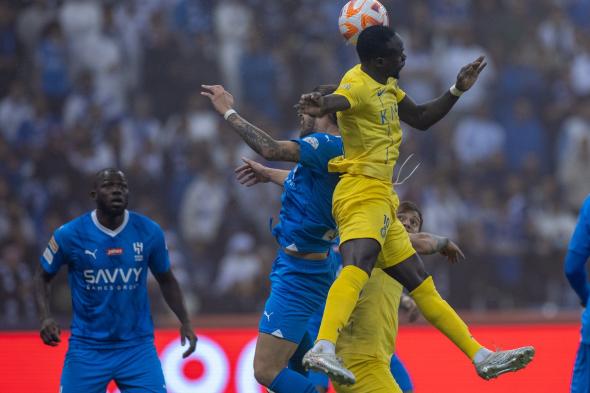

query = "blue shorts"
(572, 342), (590, 393)
(390, 354), (414, 392)
(259, 249), (338, 344)
(60, 341), (165, 393)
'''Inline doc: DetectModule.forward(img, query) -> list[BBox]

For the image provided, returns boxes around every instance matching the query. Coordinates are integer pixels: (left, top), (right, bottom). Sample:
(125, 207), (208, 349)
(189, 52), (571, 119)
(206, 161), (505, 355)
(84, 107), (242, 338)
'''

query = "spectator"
(214, 232), (263, 297)
(452, 103), (506, 165)
(36, 21), (69, 114)
(0, 2), (18, 96)
(501, 97), (547, 172)
(0, 81), (33, 145)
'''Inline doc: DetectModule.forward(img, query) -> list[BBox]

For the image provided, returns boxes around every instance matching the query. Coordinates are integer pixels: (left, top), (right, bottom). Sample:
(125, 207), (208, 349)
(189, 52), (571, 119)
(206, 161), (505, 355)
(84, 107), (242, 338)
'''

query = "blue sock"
(269, 368), (319, 393)
(288, 332), (312, 376)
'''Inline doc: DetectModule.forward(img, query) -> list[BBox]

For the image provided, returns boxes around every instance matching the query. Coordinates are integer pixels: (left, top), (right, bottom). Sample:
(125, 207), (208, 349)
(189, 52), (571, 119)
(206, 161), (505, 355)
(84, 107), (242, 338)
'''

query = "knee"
(253, 356), (282, 387)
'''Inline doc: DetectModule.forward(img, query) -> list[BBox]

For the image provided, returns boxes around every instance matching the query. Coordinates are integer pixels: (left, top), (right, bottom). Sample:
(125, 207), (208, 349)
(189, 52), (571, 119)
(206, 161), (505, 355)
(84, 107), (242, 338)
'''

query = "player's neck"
(96, 209), (125, 230)
(325, 125), (339, 136)
(360, 64), (388, 85)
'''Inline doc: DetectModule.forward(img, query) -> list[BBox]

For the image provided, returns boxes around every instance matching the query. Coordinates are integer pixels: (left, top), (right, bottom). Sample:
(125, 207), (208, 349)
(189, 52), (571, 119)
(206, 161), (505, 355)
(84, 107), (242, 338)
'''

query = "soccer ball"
(338, 0), (389, 45)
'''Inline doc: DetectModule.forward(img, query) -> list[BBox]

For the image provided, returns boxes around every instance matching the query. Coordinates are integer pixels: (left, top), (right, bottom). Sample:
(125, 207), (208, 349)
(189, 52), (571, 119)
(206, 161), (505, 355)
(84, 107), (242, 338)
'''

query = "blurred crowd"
(1, 0), (589, 328)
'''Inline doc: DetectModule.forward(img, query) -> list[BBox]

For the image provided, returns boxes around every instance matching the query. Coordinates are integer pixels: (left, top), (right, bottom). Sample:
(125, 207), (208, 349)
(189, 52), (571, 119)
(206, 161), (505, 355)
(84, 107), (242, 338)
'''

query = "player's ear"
(375, 57), (385, 67)
(90, 190), (97, 200)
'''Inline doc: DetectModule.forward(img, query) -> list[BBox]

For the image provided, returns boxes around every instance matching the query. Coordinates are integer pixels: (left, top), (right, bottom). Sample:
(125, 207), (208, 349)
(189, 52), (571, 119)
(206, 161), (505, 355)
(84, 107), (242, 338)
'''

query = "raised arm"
(201, 84), (300, 162)
(399, 56), (487, 130)
(410, 232), (465, 264)
(298, 92), (350, 117)
(235, 157), (290, 188)
(34, 265), (61, 346)
(153, 270), (197, 358)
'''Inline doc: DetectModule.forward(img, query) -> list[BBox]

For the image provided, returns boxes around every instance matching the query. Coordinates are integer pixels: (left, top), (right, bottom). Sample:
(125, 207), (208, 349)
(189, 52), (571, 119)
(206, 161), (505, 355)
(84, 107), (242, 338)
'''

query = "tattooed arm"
(226, 113), (300, 162)
(201, 84), (300, 162)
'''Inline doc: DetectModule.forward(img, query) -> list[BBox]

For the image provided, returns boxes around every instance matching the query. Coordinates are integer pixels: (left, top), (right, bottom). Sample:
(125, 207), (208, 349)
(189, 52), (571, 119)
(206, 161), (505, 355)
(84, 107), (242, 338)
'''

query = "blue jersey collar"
(91, 210), (130, 237)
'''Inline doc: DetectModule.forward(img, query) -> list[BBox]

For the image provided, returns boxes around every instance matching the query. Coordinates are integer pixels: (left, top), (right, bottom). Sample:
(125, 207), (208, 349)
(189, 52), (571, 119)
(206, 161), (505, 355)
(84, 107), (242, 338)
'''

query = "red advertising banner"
(0, 324), (578, 392)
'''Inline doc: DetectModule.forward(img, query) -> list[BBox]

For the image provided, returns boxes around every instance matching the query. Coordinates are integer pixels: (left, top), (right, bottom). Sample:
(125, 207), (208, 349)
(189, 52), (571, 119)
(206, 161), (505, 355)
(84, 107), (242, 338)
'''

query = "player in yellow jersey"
(300, 25), (534, 385)
(333, 201), (464, 393)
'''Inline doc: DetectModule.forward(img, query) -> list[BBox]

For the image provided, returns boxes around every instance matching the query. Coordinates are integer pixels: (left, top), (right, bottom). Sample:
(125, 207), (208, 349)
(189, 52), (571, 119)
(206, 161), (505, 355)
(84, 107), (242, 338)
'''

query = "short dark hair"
(356, 25), (397, 63)
(313, 84), (338, 124)
(398, 201), (423, 231)
(93, 168), (125, 188)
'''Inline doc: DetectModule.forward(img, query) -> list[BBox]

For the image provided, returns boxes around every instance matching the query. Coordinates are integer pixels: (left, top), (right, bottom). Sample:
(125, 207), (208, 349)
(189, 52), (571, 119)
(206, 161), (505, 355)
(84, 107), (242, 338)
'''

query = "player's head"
(299, 84), (339, 137)
(357, 25), (406, 79)
(91, 168), (129, 216)
(397, 201), (422, 233)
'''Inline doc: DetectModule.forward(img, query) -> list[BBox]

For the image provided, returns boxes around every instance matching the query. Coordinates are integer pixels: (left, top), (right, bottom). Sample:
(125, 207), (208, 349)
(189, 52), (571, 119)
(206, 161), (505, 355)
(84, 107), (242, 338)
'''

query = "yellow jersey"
(329, 64), (406, 182)
(336, 269), (403, 362)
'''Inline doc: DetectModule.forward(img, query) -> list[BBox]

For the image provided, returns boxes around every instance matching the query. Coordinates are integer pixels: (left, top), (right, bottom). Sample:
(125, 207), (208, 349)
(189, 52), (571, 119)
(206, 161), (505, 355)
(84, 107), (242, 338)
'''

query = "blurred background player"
(299, 25), (533, 384)
(202, 83), (341, 393)
(34, 168), (197, 393)
(564, 194), (590, 393)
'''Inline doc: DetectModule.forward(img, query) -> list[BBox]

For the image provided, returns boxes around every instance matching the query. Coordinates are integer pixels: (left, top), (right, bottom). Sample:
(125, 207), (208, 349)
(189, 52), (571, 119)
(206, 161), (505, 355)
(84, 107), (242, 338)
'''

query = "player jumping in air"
(202, 83), (342, 393)
(564, 194), (590, 393)
(238, 159), (461, 393)
(298, 25), (534, 385)
(332, 201), (463, 393)
(34, 168), (197, 393)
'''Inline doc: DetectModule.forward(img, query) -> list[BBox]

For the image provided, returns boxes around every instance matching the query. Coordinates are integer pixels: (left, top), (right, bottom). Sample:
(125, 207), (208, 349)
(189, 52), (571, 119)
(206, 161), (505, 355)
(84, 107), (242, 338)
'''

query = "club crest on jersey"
(133, 242), (144, 262)
(303, 136), (319, 150)
(107, 248), (123, 256)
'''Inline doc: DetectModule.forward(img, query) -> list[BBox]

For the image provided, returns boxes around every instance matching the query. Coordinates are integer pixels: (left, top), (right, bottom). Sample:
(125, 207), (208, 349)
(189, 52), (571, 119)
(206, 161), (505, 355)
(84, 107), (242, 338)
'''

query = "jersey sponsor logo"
(303, 136), (320, 150)
(133, 242), (144, 262)
(84, 249), (98, 260)
(107, 248), (123, 256)
(263, 311), (273, 321)
(341, 83), (351, 90)
(43, 248), (53, 265)
(48, 236), (59, 253)
(84, 267), (143, 289)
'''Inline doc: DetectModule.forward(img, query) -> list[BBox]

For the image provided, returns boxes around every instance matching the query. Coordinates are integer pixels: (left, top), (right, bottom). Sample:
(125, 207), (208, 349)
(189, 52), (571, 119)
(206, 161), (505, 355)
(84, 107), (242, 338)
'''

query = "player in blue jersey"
(34, 168), (197, 393)
(238, 158), (460, 393)
(564, 195), (590, 393)
(202, 83), (341, 393)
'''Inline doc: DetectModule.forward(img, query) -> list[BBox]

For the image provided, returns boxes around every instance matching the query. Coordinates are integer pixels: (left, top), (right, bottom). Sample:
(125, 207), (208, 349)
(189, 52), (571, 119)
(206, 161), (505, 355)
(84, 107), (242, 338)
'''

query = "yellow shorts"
(333, 354), (402, 393)
(333, 174), (415, 268)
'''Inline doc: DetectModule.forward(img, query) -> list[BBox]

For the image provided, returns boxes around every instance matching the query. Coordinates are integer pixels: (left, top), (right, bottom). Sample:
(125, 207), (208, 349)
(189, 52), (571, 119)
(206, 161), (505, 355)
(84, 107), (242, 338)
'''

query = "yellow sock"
(317, 265), (369, 344)
(410, 276), (483, 360)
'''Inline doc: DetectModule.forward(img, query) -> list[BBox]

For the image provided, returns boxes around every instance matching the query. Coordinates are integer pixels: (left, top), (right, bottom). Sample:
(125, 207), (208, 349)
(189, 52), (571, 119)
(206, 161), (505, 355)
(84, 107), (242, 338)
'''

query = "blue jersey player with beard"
(34, 168), (197, 393)
(202, 83), (341, 393)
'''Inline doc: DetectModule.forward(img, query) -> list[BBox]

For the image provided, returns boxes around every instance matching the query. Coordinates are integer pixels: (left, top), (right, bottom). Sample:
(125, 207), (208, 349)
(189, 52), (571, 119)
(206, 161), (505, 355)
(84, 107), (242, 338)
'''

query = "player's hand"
(399, 294), (420, 323)
(201, 84), (235, 115)
(297, 92), (323, 117)
(455, 56), (487, 92)
(235, 157), (271, 187)
(40, 317), (61, 346)
(180, 323), (197, 358)
(439, 240), (465, 264)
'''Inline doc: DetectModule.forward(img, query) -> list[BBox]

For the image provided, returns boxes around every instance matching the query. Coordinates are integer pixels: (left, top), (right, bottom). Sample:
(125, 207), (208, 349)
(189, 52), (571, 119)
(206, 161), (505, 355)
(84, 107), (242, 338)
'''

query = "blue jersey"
(40, 210), (170, 348)
(272, 133), (343, 254)
(565, 195), (590, 343)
